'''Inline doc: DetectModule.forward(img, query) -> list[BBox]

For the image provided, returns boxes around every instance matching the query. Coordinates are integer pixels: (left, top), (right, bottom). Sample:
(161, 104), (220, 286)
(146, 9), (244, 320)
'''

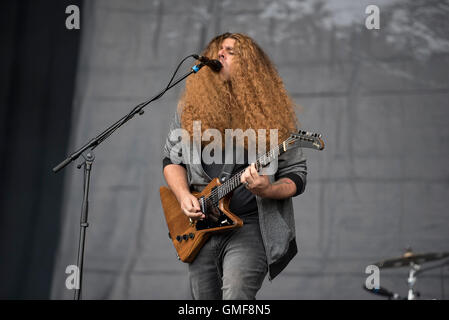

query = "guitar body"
(160, 129), (325, 263)
(159, 178), (243, 263)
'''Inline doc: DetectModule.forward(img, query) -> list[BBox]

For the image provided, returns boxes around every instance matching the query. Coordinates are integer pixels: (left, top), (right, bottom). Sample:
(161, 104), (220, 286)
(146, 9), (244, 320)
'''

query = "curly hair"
(179, 33), (300, 150)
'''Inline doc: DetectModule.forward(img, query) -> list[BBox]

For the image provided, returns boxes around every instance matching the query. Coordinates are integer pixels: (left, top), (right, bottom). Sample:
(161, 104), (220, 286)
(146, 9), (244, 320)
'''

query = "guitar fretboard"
(204, 139), (292, 208)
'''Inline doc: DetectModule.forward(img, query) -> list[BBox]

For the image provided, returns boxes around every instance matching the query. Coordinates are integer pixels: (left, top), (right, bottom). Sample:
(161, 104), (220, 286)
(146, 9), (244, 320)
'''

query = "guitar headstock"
(286, 130), (325, 151)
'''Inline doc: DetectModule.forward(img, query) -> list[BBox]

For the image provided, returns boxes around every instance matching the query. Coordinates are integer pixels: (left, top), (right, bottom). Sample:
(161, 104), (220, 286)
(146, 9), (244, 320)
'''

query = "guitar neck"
(214, 141), (288, 200)
(201, 129), (324, 206)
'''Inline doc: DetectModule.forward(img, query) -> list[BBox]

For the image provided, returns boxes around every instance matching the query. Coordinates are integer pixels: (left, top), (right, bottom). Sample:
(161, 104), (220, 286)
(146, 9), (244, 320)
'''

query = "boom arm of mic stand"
(51, 60), (205, 300)
(52, 62), (205, 173)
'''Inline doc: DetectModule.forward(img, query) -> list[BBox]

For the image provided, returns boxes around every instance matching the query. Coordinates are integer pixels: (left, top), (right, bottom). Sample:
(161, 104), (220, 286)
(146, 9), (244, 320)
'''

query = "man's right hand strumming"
(179, 193), (205, 221)
(163, 163), (205, 221)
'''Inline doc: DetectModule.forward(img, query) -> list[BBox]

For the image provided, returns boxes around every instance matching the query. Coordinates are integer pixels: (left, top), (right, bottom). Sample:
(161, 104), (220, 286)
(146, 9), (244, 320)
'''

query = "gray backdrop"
(51, 0), (449, 299)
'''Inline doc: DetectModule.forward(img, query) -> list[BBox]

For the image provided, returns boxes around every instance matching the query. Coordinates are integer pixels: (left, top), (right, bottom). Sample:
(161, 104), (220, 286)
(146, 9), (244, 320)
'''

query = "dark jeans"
(188, 214), (268, 300)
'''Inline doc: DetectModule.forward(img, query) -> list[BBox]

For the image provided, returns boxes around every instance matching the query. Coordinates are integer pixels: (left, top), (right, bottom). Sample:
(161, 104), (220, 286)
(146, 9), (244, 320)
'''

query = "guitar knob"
(189, 233), (195, 239)
(176, 235), (182, 242)
(183, 234), (188, 241)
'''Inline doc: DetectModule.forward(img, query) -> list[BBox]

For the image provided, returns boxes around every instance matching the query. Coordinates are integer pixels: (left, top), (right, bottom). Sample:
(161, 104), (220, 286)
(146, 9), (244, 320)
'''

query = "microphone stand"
(53, 60), (206, 300)
(74, 152), (93, 300)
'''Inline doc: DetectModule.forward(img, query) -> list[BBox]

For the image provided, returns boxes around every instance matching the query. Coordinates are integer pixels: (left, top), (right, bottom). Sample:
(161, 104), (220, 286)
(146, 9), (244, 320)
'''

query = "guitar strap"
(218, 163), (235, 183)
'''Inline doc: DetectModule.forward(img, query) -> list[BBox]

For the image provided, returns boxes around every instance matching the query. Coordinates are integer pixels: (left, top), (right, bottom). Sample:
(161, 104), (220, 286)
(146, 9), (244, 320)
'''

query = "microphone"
(193, 54), (222, 72)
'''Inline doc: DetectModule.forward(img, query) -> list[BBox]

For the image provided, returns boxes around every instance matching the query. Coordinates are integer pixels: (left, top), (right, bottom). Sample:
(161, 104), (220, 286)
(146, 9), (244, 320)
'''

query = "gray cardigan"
(162, 111), (307, 280)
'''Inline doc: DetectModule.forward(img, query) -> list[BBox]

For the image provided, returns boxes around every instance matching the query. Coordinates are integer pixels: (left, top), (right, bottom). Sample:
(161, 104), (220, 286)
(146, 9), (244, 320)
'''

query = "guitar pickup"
(199, 197), (206, 214)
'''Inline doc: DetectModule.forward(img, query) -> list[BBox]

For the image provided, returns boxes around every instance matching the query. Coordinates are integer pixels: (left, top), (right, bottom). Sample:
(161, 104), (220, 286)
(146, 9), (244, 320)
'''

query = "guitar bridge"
(195, 206), (234, 230)
(199, 197), (206, 214)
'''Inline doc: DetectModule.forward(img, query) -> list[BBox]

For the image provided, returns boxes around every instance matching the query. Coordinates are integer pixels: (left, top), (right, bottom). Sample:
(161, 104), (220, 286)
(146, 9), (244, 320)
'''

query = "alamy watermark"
(365, 5), (380, 30)
(65, 265), (80, 290)
(65, 5), (80, 30)
(63, 4), (379, 31)
(168, 121), (280, 175)
(365, 265), (380, 290)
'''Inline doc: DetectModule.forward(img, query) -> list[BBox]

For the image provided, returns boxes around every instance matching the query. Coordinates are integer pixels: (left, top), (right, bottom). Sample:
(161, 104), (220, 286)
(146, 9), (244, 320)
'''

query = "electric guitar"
(159, 130), (325, 263)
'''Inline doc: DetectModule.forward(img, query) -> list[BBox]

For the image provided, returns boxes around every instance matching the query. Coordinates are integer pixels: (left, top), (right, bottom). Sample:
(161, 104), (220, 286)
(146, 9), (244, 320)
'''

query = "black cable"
(92, 54), (197, 149)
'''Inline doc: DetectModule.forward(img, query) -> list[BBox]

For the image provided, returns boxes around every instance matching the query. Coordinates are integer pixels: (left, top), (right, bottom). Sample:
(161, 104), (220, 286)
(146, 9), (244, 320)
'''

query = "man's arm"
(163, 163), (190, 203)
(241, 163), (298, 199)
(161, 111), (204, 220)
(163, 163), (205, 220)
(263, 177), (297, 199)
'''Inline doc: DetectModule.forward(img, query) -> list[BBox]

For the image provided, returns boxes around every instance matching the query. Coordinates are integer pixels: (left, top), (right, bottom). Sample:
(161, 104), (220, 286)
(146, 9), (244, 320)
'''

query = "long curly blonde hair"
(179, 32), (299, 150)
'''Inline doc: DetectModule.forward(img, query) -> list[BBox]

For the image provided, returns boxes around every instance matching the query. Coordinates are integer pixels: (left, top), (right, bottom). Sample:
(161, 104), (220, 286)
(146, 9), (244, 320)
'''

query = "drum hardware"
(362, 285), (403, 300)
(365, 248), (449, 300)
(406, 262), (420, 300)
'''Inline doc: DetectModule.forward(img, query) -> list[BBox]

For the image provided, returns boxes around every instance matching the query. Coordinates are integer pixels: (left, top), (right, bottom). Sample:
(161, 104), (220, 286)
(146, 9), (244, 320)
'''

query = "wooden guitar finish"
(160, 129), (325, 263)
(160, 178), (243, 263)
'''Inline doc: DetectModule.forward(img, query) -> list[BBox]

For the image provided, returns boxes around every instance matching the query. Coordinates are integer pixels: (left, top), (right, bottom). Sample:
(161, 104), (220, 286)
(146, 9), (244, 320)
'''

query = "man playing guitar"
(162, 33), (308, 300)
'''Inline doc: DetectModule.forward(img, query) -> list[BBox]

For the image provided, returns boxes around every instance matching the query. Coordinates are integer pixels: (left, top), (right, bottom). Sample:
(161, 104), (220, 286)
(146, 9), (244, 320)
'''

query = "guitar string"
(207, 144), (282, 202)
(203, 143), (290, 209)
(205, 136), (298, 204)
(202, 136), (299, 209)
(208, 132), (319, 202)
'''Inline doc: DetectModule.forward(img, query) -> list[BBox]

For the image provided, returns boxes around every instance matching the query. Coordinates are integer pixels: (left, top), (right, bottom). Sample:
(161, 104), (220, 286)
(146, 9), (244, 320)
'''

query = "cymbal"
(374, 252), (449, 269)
